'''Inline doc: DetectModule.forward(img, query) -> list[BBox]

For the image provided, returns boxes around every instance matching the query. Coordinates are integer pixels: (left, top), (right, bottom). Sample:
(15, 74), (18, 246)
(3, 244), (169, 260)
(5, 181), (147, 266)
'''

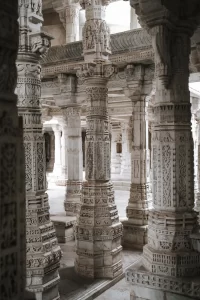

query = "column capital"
(131, 0), (200, 34)
(124, 64), (154, 100)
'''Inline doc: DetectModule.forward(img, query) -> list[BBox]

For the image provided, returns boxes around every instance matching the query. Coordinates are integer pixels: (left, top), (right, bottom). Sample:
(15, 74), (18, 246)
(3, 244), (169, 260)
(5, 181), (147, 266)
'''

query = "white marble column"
(191, 96), (200, 204)
(17, 1), (61, 298)
(75, 0), (123, 279)
(126, 1), (200, 297)
(123, 64), (153, 249)
(195, 108), (200, 220)
(111, 123), (122, 175)
(54, 0), (80, 43)
(63, 106), (83, 215)
(120, 121), (131, 179)
(57, 124), (68, 185)
(52, 125), (62, 179)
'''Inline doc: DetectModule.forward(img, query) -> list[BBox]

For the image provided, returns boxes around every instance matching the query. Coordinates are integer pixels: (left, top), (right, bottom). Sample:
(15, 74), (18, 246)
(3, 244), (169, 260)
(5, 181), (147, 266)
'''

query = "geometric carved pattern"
(17, 1), (62, 297)
(125, 1), (200, 296)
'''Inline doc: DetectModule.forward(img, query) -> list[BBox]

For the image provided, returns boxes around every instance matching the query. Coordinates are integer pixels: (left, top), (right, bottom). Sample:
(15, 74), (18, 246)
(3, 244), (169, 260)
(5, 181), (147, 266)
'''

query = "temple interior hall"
(1, 0), (200, 300)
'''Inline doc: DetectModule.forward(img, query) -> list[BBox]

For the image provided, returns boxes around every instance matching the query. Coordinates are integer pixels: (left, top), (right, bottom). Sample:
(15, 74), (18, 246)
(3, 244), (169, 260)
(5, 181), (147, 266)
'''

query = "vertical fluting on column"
(52, 125), (62, 181)
(75, 0), (123, 279)
(17, 2), (61, 299)
(63, 105), (83, 216)
(0, 0), (26, 298)
(126, 1), (200, 287)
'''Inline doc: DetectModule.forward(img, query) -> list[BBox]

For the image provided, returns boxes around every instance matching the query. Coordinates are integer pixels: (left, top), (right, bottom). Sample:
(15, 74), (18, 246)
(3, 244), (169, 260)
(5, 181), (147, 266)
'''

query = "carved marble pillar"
(120, 120), (131, 179)
(126, 1), (200, 298)
(195, 109), (200, 220)
(0, 0), (26, 298)
(52, 125), (62, 180)
(191, 97), (200, 204)
(60, 124), (68, 184)
(54, 0), (80, 43)
(47, 131), (55, 172)
(111, 123), (122, 175)
(122, 64), (153, 249)
(17, 1), (61, 299)
(75, 0), (123, 279)
(62, 106), (83, 215)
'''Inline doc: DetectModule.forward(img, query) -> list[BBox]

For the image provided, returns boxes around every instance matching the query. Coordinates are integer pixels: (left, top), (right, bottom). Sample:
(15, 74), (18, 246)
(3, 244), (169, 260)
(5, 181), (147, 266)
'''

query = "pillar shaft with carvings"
(120, 121), (131, 179)
(53, 0), (80, 43)
(63, 106), (83, 215)
(17, 2), (61, 299)
(111, 123), (122, 175)
(52, 125), (62, 181)
(0, 0), (26, 298)
(123, 64), (153, 249)
(75, 0), (123, 279)
(60, 124), (68, 185)
(126, 1), (200, 298)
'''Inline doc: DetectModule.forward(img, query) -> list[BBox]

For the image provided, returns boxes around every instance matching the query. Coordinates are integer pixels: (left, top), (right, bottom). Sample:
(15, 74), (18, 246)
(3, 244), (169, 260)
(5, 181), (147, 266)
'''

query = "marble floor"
(95, 278), (131, 300)
(58, 241), (141, 300)
(47, 182), (130, 220)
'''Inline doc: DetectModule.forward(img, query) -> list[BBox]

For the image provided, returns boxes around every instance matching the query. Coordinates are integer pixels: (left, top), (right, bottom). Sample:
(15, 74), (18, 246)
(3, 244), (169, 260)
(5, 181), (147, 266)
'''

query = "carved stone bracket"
(29, 31), (53, 58)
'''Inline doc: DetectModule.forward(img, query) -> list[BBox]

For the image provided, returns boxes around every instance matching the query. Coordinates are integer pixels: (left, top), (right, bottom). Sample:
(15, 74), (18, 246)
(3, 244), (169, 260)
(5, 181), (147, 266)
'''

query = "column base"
(126, 257), (200, 300)
(26, 193), (62, 299)
(75, 258), (123, 279)
(75, 181), (123, 279)
(26, 270), (60, 300)
(122, 220), (148, 250)
(74, 242), (123, 279)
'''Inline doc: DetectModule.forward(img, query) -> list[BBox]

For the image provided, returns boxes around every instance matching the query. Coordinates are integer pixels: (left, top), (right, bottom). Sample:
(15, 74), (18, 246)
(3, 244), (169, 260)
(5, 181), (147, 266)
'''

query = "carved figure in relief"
(31, 36), (50, 56)
(86, 26), (94, 49)
(31, 0), (42, 15)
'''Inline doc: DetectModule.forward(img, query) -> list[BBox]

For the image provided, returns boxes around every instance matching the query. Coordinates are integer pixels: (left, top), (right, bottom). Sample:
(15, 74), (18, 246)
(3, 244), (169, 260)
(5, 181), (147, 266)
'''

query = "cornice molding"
(41, 27), (200, 78)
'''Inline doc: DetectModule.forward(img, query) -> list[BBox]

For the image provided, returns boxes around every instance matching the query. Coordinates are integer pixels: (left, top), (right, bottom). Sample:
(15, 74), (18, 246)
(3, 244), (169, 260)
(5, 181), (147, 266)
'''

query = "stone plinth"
(51, 216), (76, 243)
